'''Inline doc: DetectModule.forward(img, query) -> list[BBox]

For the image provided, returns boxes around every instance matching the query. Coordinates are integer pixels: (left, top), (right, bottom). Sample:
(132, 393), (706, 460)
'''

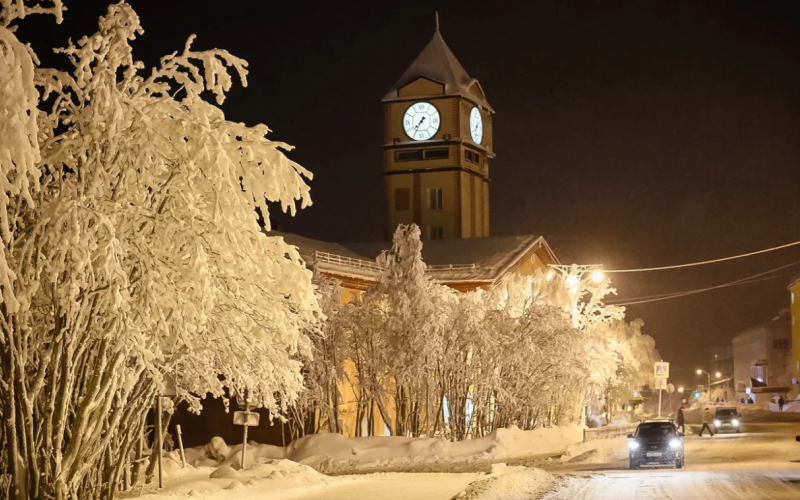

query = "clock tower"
(382, 28), (494, 240)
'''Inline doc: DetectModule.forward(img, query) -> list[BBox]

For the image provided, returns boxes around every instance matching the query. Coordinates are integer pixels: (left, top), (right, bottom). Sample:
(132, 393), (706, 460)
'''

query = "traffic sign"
(654, 362), (669, 379)
(666, 383), (675, 394)
(234, 411), (260, 426)
(655, 378), (667, 390)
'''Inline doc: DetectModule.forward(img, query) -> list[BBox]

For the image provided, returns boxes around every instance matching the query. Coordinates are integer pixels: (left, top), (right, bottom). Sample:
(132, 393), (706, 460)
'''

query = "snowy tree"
(0, 3), (319, 499)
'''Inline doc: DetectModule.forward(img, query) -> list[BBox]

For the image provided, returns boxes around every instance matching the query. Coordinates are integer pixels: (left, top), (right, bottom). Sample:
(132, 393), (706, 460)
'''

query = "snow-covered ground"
(129, 421), (800, 499)
(541, 422), (800, 499)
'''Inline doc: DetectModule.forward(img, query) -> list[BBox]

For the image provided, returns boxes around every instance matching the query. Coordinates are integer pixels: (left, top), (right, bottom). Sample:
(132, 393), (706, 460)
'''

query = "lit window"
(427, 226), (444, 239)
(427, 188), (443, 210)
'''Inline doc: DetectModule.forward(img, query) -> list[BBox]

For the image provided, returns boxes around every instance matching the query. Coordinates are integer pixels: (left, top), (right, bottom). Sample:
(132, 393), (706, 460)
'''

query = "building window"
(773, 338), (790, 350)
(427, 226), (444, 239)
(424, 148), (449, 160)
(427, 188), (443, 210)
(395, 148), (449, 162)
(394, 188), (410, 211)
(465, 149), (481, 164)
(792, 292), (795, 304)
(395, 150), (423, 162)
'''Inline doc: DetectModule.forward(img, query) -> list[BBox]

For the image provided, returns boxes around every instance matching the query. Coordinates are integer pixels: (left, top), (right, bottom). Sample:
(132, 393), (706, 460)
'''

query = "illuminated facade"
(382, 29), (493, 240)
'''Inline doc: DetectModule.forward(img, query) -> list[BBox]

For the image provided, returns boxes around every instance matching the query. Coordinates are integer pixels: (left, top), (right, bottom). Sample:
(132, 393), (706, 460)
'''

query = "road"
(541, 422), (800, 499)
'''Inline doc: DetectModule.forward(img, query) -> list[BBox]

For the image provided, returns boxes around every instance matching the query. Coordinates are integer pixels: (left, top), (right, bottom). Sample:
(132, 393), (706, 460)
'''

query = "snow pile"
(560, 436), (629, 464)
(136, 458), (345, 500)
(452, 464), (554, 500)
(288, 424), (582, 473)
(177, 424), (583, 475)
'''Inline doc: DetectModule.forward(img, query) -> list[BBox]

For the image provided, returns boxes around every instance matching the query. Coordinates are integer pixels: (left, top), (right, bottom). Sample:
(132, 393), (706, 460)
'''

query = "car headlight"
(714, 420), (721, 426)
(669, 438), (682, 449)
(628, 440), (640, 450)
(731, 419), (739, 426)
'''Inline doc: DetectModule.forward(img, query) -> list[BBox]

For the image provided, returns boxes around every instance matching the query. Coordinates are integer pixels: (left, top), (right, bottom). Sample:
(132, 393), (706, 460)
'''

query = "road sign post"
(654, 363), (669, 418)
(234, 400), (260, 469)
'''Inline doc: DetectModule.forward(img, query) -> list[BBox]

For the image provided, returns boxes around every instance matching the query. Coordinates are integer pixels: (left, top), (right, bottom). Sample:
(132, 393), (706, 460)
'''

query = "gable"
(468, 80), (485, 100)
(398, 76), (446, 98)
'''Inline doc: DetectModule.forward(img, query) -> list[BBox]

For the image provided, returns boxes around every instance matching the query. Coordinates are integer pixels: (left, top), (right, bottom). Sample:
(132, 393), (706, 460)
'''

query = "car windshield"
(716, 408), (737, 416)
(636, 423), (677, 438)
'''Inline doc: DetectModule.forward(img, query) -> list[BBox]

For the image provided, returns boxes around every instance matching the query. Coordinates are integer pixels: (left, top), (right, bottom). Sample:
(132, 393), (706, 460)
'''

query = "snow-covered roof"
(382, 30), (493, 112)
(269, 231), (557, 285)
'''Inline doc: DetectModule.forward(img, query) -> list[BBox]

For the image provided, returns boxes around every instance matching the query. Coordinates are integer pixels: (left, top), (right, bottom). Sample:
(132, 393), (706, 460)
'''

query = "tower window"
(395, 148), (449, 162)
(424, 148), (449, 160)
(427, 188), (443, 210)
(465, 150), (481, 164)
(394, 188), (410, 211)
(427, 226), (444, 240)
(395, 150), (423, 162)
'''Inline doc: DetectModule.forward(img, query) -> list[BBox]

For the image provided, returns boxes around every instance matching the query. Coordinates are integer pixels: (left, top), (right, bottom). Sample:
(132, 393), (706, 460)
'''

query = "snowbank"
(560, 436), (629, 464)
(453, 464), (554, 500)
(135, 458), (345, 500)
(282, 424), (581, 473)
(176, 424), (583, 475)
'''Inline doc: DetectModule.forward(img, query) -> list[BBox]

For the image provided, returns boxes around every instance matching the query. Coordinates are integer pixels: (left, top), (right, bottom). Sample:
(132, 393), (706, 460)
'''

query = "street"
(277, 422), (800, 500)
(542, 422), (800, 499)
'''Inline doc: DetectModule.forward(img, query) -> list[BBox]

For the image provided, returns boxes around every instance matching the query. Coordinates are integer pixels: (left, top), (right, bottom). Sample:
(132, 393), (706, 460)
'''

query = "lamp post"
(696, 369), (722, 397)
(549, 264), (605, 325)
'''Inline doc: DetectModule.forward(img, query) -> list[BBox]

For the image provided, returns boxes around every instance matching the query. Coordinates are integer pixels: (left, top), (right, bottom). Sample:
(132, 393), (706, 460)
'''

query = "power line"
(606, 259), (800, 306)
(602, 239), (800, 273)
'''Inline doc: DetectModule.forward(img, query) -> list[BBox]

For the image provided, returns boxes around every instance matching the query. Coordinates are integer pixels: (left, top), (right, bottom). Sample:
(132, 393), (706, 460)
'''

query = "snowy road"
(542, 422), (800, 499)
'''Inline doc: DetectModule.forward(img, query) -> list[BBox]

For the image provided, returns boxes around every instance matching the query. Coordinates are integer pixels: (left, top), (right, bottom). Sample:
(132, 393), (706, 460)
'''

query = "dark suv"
(627, 420), (684, 469)
(713, 407), (740, 433)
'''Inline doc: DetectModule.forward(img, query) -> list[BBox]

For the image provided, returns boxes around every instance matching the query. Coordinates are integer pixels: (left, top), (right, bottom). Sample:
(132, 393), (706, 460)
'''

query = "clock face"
(403, 102), (440, 141)
(469, 107), (483, 144)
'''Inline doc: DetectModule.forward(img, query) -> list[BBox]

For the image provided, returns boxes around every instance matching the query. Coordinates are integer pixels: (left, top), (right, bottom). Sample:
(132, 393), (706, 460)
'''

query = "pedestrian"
(676, 406), (685, 434)
(699, 408), (715, 437)
(778, 396), (785, 412)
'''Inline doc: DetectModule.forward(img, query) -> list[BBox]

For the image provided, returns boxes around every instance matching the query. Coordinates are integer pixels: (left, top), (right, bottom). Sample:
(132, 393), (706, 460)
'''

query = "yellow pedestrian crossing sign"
(654, 362), (669, 379)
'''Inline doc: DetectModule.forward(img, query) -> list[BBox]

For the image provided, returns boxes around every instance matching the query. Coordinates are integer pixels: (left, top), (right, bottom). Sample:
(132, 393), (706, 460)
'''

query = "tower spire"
(435, 11), (439, 32)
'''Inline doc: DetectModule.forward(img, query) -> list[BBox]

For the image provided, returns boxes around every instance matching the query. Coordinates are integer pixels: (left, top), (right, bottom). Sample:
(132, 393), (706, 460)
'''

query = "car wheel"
(676, 459), (683, 469)
(630, 459), (639, 470)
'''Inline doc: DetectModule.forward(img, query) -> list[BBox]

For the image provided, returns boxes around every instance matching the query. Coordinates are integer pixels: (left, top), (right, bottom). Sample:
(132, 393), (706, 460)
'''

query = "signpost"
(666, 383), (675, 414)
(654, 362), (670, 418)
(234, 402), (260, 469)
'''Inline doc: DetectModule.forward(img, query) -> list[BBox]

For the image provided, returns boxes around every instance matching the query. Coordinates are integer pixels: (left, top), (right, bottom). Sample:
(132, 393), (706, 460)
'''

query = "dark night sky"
(19, 1), (800, 389)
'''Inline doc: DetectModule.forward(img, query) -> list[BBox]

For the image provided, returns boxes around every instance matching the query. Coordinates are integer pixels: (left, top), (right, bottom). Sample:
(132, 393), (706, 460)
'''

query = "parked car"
(628, 420), (684, 469)
(713, 407), (740, 433)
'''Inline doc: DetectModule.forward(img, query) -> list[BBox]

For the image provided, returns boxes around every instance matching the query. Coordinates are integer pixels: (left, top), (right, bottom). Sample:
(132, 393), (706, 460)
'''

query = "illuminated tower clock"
(382, 28), (494, 240)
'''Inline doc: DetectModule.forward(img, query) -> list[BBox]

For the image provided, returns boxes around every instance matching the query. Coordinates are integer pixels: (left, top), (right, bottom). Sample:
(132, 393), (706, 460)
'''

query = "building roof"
(382, 30), (493, 112)
(268, 231), (558, 286)
(789, 273), (800, 289)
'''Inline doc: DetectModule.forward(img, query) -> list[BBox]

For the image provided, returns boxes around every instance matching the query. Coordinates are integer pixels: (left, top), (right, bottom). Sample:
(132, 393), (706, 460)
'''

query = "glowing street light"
(678, 387), (684, 393)
(566, 275), (580, 288)
(591, 271), (605, 283)
(715, 372), (722, 378)
(696, 368), (713, 390)
(546, 270), (555, 280)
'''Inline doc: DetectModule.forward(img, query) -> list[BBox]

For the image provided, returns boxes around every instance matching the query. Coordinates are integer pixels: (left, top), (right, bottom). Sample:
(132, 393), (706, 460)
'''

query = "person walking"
(676, 406), (686, 434)
(699, 408), (715, 437)
(778, 396), (785, 412)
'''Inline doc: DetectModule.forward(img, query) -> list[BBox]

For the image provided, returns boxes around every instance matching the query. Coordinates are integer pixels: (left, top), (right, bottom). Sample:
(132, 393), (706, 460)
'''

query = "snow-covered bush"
(311, 225), (657, 440)
(0, 3), (318, 499)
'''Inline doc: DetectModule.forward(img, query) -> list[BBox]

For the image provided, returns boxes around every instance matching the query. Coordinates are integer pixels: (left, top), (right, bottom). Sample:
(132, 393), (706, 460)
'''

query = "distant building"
(732, 311), (792, 401)
(789, 275), (800, 380)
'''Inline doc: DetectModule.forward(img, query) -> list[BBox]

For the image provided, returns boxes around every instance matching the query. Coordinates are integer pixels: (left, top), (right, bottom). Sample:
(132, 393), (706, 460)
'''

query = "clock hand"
(412, 116), (426, 134)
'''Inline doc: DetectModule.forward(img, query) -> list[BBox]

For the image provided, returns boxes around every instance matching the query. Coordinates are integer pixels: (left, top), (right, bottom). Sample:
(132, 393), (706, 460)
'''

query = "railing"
(427, 263), (479, 272)
(313, 251), (481, 275)
(583, 422), (640, 442)
(314, 251), (383, 273)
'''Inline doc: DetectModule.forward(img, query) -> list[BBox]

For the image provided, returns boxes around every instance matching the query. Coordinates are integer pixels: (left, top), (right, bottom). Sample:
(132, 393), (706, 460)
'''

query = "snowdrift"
(176, 424), (583, 474)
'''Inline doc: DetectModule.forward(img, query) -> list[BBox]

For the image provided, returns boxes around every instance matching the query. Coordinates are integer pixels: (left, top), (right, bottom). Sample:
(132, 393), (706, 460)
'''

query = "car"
(713, 407), (740, 433)
(627, 420), (684, 469)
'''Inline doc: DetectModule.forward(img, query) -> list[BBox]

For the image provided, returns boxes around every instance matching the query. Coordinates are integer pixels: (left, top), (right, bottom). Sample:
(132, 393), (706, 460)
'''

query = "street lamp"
(696, 369), (719, 392)
(715, 371), (722, 378)
(591, 271), (605, 283)
(678, 387), (684, 393)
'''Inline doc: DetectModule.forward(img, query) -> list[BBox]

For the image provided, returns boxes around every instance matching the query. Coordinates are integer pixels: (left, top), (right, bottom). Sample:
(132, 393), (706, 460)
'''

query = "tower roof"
(383, 30), (493, 112)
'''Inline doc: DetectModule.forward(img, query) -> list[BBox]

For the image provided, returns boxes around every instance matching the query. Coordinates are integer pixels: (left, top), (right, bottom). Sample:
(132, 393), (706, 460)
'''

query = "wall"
(791, 281), (800, 379)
